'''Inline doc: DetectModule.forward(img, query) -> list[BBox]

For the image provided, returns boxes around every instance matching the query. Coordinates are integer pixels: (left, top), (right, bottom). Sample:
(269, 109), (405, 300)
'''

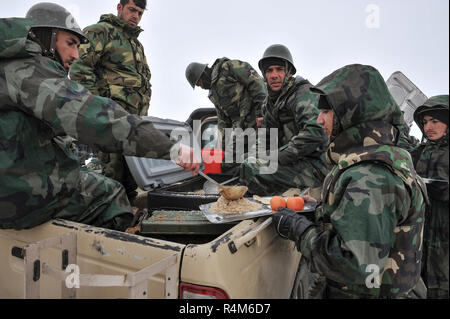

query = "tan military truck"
(1, 71), (421, 299)
(0, 108), (306, 299)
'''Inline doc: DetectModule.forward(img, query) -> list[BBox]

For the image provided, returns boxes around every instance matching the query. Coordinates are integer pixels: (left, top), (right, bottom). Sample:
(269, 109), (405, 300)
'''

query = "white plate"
(199, 197), (317, 224)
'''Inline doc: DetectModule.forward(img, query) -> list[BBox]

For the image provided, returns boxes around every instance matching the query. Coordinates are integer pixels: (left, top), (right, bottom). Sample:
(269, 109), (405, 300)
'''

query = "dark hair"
(120, 0), (147, 10)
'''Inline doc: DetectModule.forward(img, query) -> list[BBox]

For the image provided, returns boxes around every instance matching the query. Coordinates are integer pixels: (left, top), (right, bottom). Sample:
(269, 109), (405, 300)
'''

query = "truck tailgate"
(0, 219), (185, 299)
(180, 217), (301, 298)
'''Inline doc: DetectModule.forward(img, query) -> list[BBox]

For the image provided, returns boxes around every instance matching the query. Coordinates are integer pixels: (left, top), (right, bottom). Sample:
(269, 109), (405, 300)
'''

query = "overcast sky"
(3, 0), (449, 139)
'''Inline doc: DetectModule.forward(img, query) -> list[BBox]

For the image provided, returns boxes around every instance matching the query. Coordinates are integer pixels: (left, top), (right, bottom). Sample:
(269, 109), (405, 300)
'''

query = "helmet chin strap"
(29, 28), (64, 67)
(283, 61), (291, 86)
(48, 28), (58, 59)
(49, 29), (64, 67)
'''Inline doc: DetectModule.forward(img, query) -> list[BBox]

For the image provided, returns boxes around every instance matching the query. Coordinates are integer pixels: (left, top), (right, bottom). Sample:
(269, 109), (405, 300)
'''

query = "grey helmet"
(185, 62), (208, 89)
(26, 2), (88, 45)
(258, 44), (296, 75)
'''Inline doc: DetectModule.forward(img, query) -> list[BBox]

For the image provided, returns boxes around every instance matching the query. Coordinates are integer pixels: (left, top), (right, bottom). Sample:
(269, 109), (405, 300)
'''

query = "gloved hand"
(278, 149), (297, 166)
(272, 207), (315, 248)
(426, 181), (449, 202)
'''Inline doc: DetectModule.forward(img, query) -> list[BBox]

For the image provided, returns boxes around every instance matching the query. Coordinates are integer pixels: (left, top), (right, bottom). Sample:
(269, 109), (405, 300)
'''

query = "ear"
(117, 3), (122, 14)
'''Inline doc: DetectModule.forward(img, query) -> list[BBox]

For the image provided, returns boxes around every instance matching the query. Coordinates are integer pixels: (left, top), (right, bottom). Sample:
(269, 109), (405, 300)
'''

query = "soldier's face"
(423, 115), (447, 140)
(196, 79), (206, 89)
(55, 30), (80, 71)
(317, 109), (334, 137)
(265, 65), (287, 92)
(118, 0), (145, 27)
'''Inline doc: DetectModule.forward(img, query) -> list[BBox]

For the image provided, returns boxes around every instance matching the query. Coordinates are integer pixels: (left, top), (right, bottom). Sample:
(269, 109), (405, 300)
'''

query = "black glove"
(278, 149), (297, 166)
(272, 208), (315, 248)
(426, 181), (449, 202)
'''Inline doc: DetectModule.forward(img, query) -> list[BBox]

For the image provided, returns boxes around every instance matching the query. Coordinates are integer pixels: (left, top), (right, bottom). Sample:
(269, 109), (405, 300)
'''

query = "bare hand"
(301, 195), (317, 203)
(176, 144), (201, 175)
(256, 117), (264, 128)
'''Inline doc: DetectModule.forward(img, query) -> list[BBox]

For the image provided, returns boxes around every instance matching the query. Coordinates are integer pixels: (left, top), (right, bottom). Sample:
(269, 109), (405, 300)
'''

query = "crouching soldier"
(239, 44), (330, 196)
(0, 3), (200, 232)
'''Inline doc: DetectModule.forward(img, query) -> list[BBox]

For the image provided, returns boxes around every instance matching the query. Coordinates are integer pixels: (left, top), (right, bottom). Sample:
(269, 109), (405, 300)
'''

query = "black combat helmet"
(258, 44), (297, 75)
(185, 62), (208, 89)
(26, 2), (89, 45)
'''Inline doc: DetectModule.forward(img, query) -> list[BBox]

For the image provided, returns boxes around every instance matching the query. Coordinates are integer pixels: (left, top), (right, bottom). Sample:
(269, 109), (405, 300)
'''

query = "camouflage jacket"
(397, 118), (421, 153)
(299, 64), (426, 298)
(412, 95), (449, 292)
(69, 14), (152, 116)
(208, 58), (267, 137)
(263, 76), (329, 164)
(0, 18), (175, 229)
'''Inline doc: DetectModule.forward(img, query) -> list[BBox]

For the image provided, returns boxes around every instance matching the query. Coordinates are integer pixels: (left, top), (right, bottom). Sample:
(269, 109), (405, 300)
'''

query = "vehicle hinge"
(62, 249), (69, 270)
(33, 260), (40, 282)
(228, 241), (237, 254)
(11, 246), (24, 259)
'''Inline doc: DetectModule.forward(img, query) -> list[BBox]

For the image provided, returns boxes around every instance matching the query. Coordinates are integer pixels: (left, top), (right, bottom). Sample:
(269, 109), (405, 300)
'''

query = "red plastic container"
(201, 148), (224, 174)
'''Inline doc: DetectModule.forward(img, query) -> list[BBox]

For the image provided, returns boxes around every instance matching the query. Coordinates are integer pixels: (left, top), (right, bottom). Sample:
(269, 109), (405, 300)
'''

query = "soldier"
(185, 59), (267, 175)
(411, 95), (449, 299)
(69, 0), (151, 201)
(0, 3), (200, 231)
(239, 44), (329, 196)
(272, 64), (427, 298)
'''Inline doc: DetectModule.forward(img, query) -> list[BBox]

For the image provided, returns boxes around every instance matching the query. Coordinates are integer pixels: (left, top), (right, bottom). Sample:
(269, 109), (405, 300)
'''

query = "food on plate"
(282, 188), (302, 197)
(252, 195), (271, 205)
(210, 195), (263, 215)
(270, 196), (286, 211)
(286, 196), (305, 211)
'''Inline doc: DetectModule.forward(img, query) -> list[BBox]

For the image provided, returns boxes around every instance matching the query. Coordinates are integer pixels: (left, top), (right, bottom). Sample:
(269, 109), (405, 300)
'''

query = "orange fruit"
(286, 196), (305, 211)
(270, 196), (286, 211)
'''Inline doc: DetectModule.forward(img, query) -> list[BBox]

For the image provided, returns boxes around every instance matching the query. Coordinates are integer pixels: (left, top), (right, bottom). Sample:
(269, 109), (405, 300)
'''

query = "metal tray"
(199, 197), (317, 224)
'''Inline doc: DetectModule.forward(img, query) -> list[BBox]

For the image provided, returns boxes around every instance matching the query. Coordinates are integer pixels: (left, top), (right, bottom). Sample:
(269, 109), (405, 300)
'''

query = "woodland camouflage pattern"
(69, 14), (152, 193)
(240, 76), (330, 196)
(298, 64), (426, 298)
(69, 14), (152, 116)
(0, 18), (176, 230)
(207, 58), (267, 173)
(412, 95), (449, 298)
(209, 58), (266, 131)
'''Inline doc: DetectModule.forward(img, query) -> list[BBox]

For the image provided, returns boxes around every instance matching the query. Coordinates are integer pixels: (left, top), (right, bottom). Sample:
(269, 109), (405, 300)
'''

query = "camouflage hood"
(413, 95), (449, 140)
(311, 64), (419, 188)
(0, 18), (42, 59)
(308, 65), (427, 297)
(99, 14), (143, 38)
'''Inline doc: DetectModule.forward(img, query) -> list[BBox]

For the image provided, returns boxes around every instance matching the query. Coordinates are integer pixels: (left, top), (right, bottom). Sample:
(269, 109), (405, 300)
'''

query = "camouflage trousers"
(239, 156), (329, 196)
(98, 152), (138, 200)
(1, 167), (133, 231)
(53, 167), (134, 231)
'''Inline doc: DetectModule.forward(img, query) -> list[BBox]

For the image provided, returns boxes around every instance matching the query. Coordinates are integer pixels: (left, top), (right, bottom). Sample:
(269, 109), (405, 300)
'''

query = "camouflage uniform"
(69, 14), (152, 197)
(398, 117), (421, 153)
(240, 76), (330, 196)
(207, 58), (267, 174)
(0, 18), (176, 230)
(411, 95), (449, 299)
(273, 64), (427, 298)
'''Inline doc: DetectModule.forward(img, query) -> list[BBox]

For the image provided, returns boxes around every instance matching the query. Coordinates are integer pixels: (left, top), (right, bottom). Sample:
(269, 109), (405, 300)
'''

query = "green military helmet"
(258, 44), (297, 75)
(26, 2), (89, 44)
(185, 62), (208, 89)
